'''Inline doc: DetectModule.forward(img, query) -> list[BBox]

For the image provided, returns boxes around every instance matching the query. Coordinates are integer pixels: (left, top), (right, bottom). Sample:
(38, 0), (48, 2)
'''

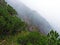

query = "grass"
(0, 31), (29, 45)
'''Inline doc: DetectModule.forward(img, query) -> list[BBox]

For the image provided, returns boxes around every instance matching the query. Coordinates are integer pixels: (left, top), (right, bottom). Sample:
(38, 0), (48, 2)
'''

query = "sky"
(19, 0), (60, 32)
(5, 0), (60, 33)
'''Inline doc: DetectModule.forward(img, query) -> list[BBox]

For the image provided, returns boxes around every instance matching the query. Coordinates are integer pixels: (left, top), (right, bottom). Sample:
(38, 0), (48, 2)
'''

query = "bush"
(0, 1), (27, 36)
(0, 15), (26, 35)
(7, 5), (17, 15)
(47, 30), (60, 45)
(17, 30), (60, 45)
(17, 31), (47, 45)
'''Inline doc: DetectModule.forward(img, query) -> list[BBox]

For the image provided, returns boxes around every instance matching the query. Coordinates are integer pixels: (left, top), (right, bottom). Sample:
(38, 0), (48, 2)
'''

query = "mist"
(20, 0), (60, 32)
(5, 0), (60, 34)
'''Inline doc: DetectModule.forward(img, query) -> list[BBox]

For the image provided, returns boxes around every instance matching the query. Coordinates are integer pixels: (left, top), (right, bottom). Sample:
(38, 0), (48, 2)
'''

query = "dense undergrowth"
(0, 0), (60, 45)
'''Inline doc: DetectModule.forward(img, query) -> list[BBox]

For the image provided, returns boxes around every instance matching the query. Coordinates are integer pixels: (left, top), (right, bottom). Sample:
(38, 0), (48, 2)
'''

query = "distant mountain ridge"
(5, 0), (52, 34)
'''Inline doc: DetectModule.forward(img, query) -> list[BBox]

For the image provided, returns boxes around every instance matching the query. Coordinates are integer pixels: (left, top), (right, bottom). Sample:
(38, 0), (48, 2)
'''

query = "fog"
(5, 0), (60, 34)
(20, 0), (60, 33)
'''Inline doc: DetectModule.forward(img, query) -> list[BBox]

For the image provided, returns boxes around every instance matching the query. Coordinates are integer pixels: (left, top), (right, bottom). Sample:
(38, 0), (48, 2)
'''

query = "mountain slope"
(0, 0), (60, 45)
(5, 0), (52, 34)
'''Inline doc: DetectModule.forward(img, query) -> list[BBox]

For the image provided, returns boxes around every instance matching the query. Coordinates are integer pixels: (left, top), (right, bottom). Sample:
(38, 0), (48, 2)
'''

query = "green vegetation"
(0, 0), (60, 45)
(17, 30), (60, 45)
(0, 0), (27, 38)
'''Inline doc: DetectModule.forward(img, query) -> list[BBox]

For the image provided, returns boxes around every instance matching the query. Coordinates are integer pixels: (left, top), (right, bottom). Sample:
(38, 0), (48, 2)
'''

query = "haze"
(20, 0), (60, 33)
(6, 0), (60, 34)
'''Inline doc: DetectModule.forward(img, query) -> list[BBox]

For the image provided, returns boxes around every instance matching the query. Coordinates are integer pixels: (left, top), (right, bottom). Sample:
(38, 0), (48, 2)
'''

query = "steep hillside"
(0, 0), (60, 45)
(0, 0), (27, 36)
(5, 0), (52, 34)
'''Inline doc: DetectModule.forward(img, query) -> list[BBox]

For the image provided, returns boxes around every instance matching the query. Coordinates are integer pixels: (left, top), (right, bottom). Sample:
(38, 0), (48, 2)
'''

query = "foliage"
(0, 0), (60, 45)
(7, 5), (17, 15)
(17, 30), (60, 45)
(0, 0), (27, 37)
(47, 30), (60, 45)
(17, 31), (44, 45)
